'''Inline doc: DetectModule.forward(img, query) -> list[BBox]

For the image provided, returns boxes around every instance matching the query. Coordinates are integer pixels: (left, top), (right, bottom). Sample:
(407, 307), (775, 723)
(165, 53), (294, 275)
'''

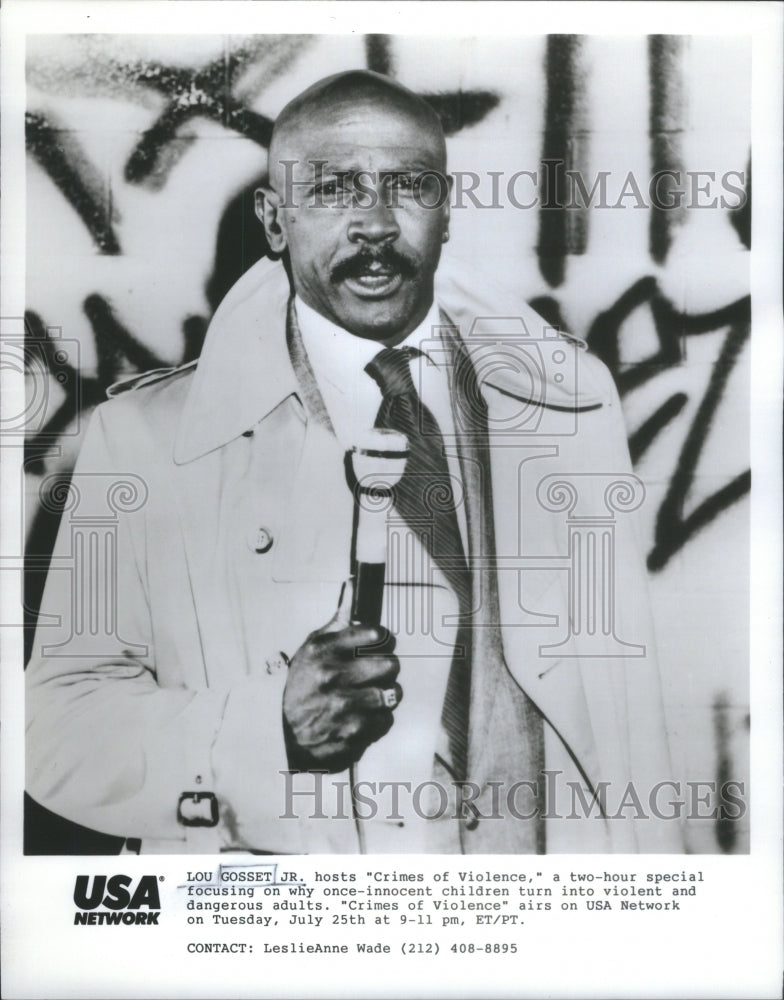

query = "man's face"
(258, 100), (450, 344)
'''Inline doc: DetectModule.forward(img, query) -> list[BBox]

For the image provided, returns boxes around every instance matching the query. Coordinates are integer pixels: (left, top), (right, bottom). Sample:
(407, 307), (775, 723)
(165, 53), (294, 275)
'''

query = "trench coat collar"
(174, 259), (297, 464)
(174, 257), (604, 464)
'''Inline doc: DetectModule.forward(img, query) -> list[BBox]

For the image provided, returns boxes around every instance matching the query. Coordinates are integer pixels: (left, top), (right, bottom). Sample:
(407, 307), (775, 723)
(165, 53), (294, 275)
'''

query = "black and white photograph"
(1, 2), (781, 997)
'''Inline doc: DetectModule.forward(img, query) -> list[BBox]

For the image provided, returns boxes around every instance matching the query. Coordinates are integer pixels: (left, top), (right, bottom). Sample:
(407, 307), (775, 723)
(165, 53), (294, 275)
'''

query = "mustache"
(330, 245), (418, 284)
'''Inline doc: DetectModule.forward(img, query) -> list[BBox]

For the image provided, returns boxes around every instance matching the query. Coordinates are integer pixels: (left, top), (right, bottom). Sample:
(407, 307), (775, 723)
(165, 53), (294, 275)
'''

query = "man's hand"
(282, 581), (402, 773)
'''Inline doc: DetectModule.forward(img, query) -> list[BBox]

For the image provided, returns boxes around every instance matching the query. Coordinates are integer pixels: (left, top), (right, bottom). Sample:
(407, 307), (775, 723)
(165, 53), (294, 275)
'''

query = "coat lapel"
(451, 321), (613, 807)
(439, 315), (545, 852)
(271, 301), (352, 583)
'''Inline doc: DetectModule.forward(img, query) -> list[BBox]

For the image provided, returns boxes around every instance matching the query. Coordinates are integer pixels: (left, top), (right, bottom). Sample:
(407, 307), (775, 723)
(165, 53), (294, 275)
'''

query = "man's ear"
(441, 174), (454, 242)
(254, 186), (287, 254)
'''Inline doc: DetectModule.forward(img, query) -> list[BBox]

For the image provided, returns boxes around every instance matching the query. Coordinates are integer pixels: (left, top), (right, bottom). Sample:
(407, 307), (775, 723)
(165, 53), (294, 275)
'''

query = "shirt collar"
(295, 295), (445, 396)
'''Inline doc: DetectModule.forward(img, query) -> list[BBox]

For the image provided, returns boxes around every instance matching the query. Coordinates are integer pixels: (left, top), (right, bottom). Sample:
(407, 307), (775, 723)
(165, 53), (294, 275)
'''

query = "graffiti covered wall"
(23, 34), (751, 852)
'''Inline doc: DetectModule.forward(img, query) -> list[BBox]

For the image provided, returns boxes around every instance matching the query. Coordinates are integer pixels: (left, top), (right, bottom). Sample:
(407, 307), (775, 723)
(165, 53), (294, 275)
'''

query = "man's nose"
(346, 192), (400, 244)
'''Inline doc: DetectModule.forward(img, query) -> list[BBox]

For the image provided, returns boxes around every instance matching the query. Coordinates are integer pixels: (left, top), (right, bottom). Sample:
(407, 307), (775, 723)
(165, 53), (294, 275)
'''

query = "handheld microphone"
(346, 429), (409, 626)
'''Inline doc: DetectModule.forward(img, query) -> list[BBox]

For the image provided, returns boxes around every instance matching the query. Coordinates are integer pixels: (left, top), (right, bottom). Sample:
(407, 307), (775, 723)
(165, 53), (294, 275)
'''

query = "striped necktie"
(365, 346), (472, 779)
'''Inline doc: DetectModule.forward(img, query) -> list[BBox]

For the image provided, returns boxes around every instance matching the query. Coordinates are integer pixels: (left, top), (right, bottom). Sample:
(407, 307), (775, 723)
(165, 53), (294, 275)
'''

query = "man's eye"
(314, 180), (347, 201)
(385, 174), (415, 193)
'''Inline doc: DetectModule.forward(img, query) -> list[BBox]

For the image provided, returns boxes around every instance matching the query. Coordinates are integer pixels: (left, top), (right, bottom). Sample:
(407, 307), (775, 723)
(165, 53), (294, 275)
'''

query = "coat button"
(251, 527), (274, 553)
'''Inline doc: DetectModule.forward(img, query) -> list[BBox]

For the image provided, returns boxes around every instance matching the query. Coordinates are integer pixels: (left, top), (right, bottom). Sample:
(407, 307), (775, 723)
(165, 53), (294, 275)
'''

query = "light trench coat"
(26, 259), (683, 854)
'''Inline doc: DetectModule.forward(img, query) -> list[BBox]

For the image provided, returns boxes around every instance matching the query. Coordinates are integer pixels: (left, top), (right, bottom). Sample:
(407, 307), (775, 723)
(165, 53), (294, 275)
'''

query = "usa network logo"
(73, 875), (162, 925)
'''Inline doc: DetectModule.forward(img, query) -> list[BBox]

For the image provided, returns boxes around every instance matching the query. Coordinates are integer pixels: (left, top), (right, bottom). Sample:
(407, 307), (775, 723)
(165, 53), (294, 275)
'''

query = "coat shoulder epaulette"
(106, 360), (198, 399)
(560, 330), (588, 350)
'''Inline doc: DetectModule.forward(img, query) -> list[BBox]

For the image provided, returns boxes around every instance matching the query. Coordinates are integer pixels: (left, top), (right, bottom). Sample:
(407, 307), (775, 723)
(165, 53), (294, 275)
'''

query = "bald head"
(256, 70), (452, 344)
(268, 70), (447, 189)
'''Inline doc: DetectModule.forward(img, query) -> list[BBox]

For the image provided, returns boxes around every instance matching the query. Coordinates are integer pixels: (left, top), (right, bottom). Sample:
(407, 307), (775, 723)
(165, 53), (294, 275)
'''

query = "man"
(26, 71), (681, 854)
